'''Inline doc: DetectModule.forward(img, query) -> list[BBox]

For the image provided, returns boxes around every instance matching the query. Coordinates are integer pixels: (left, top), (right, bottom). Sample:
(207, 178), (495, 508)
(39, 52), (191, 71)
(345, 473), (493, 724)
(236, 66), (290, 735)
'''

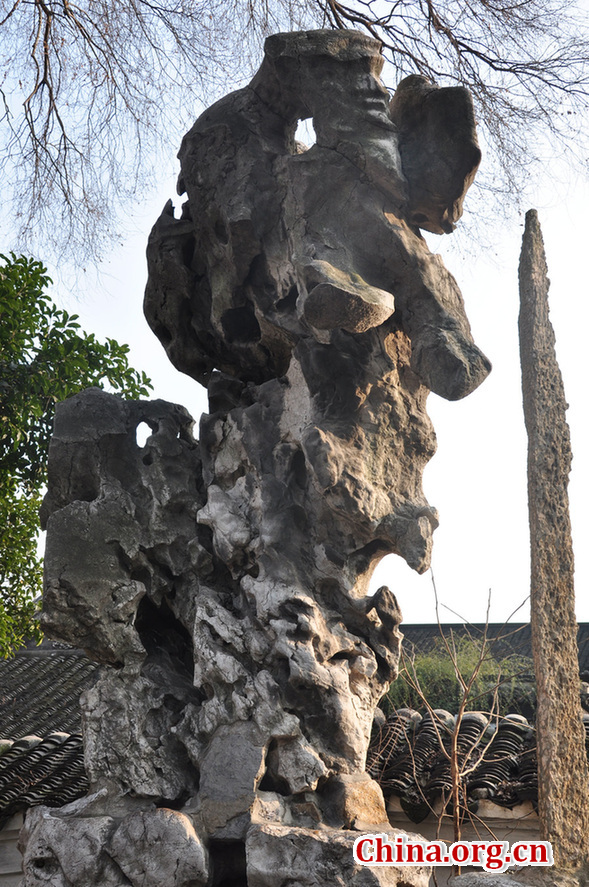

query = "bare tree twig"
(1, 0), (588, 263)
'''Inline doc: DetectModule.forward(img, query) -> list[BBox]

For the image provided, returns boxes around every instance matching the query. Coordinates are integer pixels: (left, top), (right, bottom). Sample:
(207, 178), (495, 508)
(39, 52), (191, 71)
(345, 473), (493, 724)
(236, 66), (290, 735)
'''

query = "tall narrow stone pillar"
(518, 208), (589, 869)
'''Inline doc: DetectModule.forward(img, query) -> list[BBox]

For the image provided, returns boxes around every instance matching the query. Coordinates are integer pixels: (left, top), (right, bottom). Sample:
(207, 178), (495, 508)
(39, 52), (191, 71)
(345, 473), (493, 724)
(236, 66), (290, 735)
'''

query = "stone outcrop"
(23, 28), (489, 887)
(19, 800), (208, 887)
(246, 823), (430, 886)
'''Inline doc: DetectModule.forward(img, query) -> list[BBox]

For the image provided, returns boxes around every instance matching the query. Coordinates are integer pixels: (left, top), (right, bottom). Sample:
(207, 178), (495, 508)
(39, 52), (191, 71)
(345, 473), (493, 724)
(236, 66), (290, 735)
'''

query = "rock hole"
(329, 650), (357, 663)
(295, 117), (316, 149)
(276, 285), (298, 313)
(136, 422), (153, 447)
(214, 218), (229, 245)
(157, 788), (194, 810)
(209, 840), (247, 887)
(32, 857), (59, 875)
(258, 739), (291, 796)
(290, 448), (307, 489)
(221, 306), (261, 344)
(135, 596), (195, 684)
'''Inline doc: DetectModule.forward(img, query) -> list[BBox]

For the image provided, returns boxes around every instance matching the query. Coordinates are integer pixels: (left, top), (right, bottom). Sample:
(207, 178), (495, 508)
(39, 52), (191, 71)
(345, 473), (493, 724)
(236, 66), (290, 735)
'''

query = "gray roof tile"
(0, 647), (99, 828)
(367, 708), (589, 822)
(0, 647), (100, 739)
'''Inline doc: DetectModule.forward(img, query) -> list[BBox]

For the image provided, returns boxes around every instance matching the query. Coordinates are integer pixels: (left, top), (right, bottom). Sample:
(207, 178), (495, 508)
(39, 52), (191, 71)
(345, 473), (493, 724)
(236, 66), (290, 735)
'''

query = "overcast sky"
(47, 129), (589, 629)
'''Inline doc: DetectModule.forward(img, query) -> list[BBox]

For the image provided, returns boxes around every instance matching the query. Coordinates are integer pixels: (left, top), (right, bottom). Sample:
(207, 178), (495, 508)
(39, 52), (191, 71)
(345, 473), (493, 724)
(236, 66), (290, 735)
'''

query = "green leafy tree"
(0, 253), (152, 657)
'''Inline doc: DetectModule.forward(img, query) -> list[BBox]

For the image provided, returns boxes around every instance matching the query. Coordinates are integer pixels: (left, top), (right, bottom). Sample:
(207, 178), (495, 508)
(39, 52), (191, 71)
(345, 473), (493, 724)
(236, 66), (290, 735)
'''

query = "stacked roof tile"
(0, 734), (87, 829)
(367, 707), (589, 823)
(0, 646), (100, 828)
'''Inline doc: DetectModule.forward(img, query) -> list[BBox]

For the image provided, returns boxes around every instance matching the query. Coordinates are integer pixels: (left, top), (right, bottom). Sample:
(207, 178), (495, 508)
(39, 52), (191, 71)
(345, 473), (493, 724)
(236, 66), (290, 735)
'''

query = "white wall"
(0, 814), (23, 887)
(388, 800), (540, 886)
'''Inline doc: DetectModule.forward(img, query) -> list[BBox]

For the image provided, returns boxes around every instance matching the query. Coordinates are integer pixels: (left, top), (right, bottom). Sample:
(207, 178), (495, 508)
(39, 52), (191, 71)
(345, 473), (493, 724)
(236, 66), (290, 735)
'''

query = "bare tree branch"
(1, 0), (588, 263)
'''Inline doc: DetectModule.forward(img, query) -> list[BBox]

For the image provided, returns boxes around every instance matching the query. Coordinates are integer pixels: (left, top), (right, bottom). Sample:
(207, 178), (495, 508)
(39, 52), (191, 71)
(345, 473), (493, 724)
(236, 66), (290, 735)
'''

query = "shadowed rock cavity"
(28, 28), (489, 887)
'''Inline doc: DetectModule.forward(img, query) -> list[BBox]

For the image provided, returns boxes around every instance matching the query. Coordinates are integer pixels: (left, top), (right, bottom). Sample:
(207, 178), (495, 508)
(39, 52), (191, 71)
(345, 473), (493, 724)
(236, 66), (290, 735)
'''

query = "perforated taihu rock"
(21, 28), (489, 887)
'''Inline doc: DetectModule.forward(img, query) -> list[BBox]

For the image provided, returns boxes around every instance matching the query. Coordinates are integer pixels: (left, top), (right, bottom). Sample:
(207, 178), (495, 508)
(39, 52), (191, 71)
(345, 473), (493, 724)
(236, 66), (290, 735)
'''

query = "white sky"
(45, 135), (589, 629)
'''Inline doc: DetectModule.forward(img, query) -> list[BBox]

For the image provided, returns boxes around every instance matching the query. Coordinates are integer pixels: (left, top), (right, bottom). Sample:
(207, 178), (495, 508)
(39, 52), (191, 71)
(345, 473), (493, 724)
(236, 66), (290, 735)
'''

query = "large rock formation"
(22, 29), (489, 887)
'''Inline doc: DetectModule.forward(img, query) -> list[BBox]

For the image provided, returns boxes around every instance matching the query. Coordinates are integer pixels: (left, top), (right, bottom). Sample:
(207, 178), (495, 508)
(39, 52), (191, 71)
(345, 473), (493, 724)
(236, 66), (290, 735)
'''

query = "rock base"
(19, 794), (431, 887)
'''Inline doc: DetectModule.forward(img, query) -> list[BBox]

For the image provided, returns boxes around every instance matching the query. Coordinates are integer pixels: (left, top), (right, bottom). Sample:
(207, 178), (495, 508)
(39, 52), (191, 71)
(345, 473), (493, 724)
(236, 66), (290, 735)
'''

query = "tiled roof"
(0, 646), (100, 828)
(367, 708), (589, 823)
(0, 733), (87, 829)
(0, 646), (100, 738)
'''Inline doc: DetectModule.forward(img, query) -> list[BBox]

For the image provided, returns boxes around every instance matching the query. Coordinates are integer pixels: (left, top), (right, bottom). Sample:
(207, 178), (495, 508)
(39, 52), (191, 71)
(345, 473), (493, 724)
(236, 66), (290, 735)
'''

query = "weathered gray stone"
(19, 806), (209, 887)
(321, 772), (390, 829)
(265, 735), (328, 795)
(110, 809), (208, 887)
(82, 669), (198, 801)
(196, 721), (267, 833)
(389, 74), (481, 234)
(41, 388), (201, 668)
(246, 823), (430, 886)
(19, 807), (124, 887)
(519, 209), (589, 868)
(145, 28), (490, 401)
(24, 27), (489, 887)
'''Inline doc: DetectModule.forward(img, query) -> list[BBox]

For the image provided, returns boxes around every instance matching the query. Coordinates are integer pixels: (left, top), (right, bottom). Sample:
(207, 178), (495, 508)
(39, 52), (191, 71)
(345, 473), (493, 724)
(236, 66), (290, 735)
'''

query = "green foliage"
(383, 635), (536, 717)
(0, 253), (152, 657)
